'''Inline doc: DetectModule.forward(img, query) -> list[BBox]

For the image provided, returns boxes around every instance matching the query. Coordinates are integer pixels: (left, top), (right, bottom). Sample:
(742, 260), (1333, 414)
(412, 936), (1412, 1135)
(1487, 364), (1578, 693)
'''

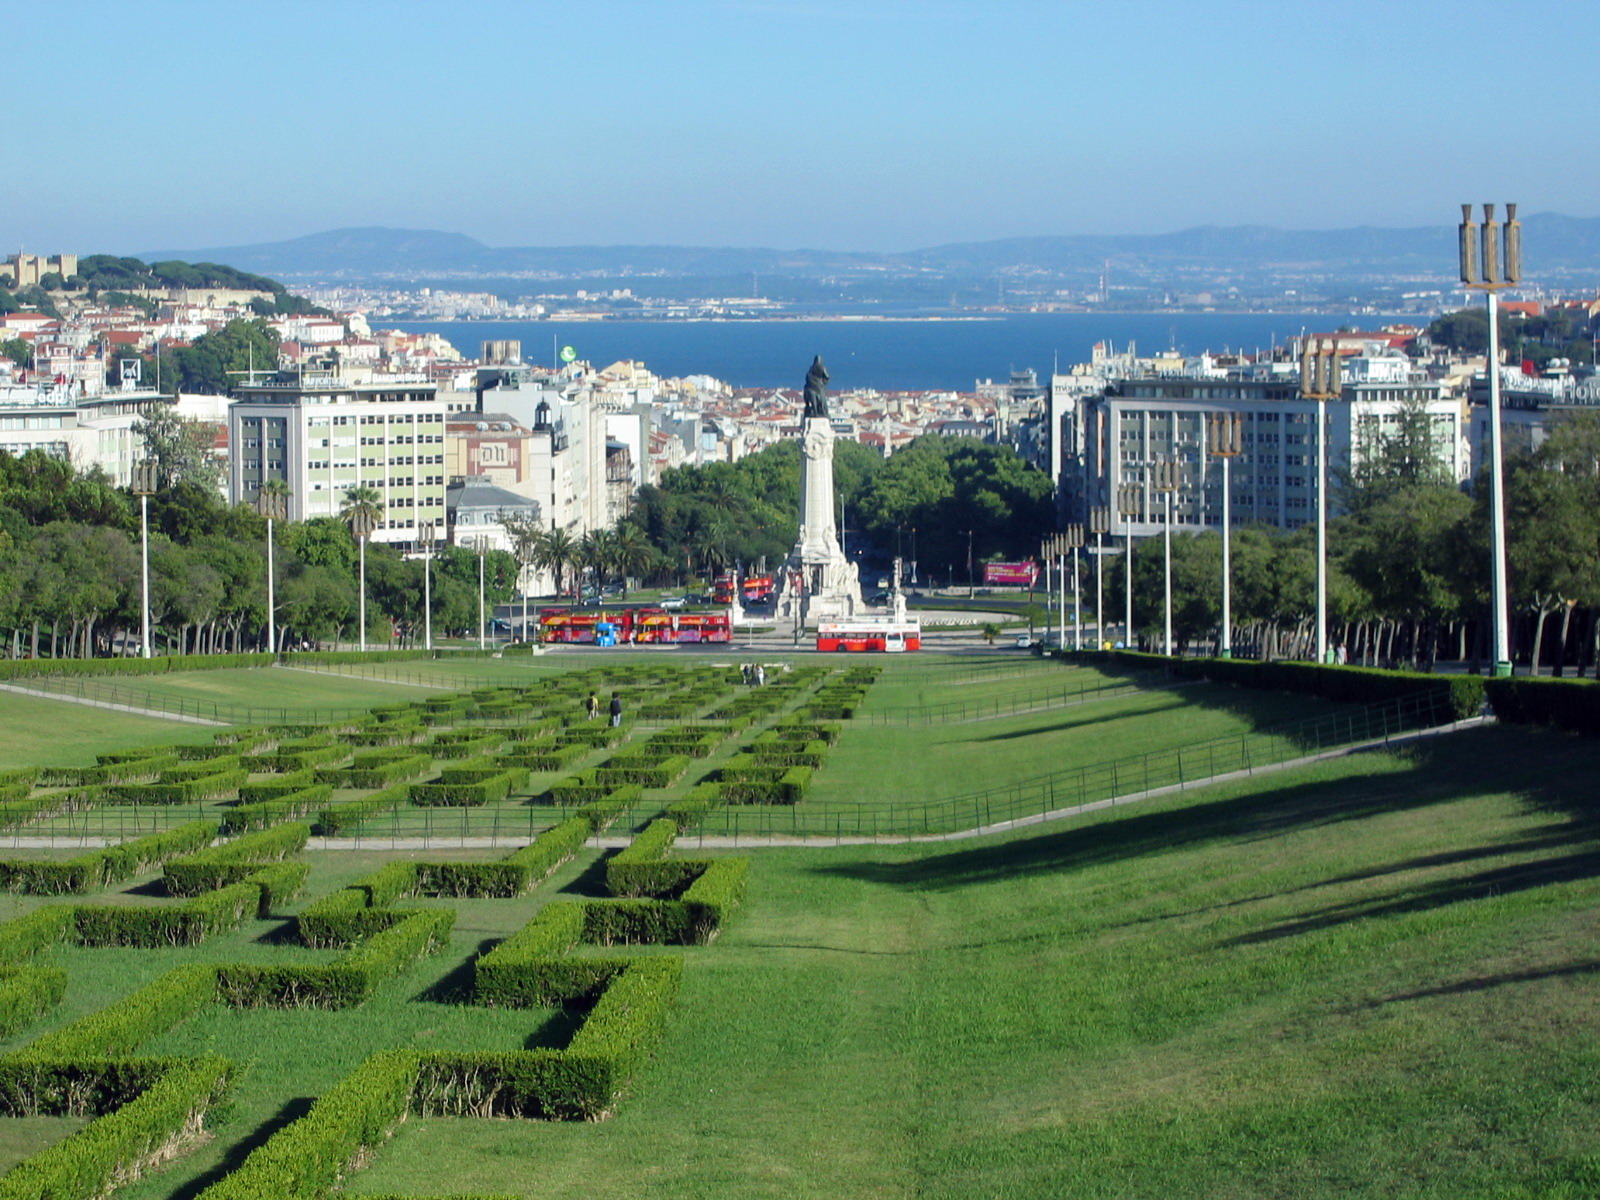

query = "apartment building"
(228, 368), (448, 547)
(1068, 351), (1466, 537)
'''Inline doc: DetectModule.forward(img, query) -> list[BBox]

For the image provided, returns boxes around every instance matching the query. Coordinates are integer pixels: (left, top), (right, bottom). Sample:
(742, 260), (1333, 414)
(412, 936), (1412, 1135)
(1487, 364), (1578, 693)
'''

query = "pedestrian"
(608, 691), (623, 728)
(1336, 642), (1348, 666)
(754, 663), (765, 687)
(741, 663), (752, 686)
(585, 691), (599, 721)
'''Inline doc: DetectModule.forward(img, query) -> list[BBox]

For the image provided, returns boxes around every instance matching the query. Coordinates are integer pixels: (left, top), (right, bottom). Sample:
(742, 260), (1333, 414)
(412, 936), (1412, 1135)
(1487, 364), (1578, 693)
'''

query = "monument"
(776, 355), (863, 626)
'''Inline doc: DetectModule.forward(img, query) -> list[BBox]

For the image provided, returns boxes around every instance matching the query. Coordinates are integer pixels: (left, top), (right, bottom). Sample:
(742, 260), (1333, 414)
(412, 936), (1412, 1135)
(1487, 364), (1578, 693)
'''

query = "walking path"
(0, 716), (1485, 852)
(0, 682), (229, 726)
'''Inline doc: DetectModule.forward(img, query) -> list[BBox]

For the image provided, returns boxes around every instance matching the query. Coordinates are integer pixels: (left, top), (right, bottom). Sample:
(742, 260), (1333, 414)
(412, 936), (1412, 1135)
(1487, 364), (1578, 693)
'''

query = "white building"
(0, 367), (169, 485)
(228, 368), (448, 547)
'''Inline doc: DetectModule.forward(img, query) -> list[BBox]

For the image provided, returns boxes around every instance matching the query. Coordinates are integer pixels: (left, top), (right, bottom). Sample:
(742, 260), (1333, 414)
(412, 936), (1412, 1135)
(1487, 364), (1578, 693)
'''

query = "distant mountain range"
(140, 213), (1600, 288)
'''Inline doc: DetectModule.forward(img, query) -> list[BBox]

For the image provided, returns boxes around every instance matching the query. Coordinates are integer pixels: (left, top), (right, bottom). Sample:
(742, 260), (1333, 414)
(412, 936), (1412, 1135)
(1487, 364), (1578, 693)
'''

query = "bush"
(0, 965), (66, 1037)
(105, 768), (248, 805)
(504, 816), (592, 881)
(16, 963), (218, 1059)
(221, 783), (334, 834)
(472, 902), (595, 1008)
(605, 820), (682, 897)
(189, 1049), (416, 1200)
(0, 906), (76, 965)
(236, 767), (318, 802)
(316, 753), (433, 789)
(498, 742), (589, 772)
(75, 881), (259, 947)
(0, 820), (218, 896)
(573, 785), (640, 833)
(681, 857), (749, 940)
(243, 862), (310, 914)
(0, 1056), (233, 1200)
(296, 861), (421, 947)
(38, 754), (181, 787)
(253, 742), (349, 774)
(163, 823), (310, 896)
(1487, 676), (1600, 736)
(157, 756), (242, 783)
(312, 781), (411, 837)
(409, 771), (517, 807)
(0, 653), (274, 681)
(223, 909), (453, 1009)
(594, 754), (691, 789)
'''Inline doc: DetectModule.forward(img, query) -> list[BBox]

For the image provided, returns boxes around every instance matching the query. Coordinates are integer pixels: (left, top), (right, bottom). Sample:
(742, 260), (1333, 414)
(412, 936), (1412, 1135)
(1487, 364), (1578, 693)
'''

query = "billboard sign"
(983, 561), (1038, 586)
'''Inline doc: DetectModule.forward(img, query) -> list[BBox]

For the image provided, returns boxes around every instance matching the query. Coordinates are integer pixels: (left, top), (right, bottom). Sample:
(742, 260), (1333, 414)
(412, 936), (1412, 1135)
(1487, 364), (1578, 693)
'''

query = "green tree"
(0, 338), (29, 368)
(171, 319), (281, 394)
(133, 404), (223, 492)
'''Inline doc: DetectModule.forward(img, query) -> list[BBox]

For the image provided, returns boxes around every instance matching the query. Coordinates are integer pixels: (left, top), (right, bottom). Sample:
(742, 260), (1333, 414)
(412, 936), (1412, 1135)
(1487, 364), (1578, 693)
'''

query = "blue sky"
(10, 0), (1599, 254)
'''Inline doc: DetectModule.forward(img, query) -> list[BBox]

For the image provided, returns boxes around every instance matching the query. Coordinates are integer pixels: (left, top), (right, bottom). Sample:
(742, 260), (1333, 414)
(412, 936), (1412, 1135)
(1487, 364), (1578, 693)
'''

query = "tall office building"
(228, 367), (448, 547)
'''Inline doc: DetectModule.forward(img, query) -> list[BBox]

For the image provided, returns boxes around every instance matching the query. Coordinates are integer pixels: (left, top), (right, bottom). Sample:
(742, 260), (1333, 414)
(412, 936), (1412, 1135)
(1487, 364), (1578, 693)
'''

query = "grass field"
(0, 692), (221, 770)
(0, 654), (1596, 1196)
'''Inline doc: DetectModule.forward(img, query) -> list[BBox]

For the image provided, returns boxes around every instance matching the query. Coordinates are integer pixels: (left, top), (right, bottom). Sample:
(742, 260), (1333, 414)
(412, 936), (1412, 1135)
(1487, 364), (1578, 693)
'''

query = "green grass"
(345, 725), (1600, 1199)
(0, 692), (220, 770)
(21, 666), (441, 720)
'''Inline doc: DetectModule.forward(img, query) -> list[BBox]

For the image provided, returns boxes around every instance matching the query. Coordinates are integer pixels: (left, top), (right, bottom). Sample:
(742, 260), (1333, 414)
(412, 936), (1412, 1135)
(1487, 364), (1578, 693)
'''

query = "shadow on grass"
(251, 918), (303, 946)
(816, 728), (1600, 901)
(559, 853), (614, 898)
(1377, 960), (1600, 1005)
(413, 938), (498, 1004)
(970, 703), (1180, 743)
(167, 1096), (315, 1200)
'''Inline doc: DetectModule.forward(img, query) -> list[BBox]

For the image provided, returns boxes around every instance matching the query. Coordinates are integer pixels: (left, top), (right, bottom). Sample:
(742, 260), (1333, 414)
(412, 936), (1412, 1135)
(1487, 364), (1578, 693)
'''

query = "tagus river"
(385, 311), (1422, 393)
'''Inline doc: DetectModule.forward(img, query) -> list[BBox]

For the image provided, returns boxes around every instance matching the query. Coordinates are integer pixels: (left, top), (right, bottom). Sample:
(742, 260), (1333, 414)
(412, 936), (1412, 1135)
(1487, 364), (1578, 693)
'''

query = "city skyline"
(8, 0), (1600, 255)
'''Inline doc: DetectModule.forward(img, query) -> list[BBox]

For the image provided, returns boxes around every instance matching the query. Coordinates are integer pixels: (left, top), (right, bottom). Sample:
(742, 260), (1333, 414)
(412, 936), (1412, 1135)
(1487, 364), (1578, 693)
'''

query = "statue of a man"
(802, 355), (830, 420)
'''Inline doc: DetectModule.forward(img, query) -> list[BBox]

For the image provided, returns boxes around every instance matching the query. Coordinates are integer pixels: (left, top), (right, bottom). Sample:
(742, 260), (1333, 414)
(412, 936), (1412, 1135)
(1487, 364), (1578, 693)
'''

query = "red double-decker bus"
(540, 606), (732, 646)
(815, 620), (921, 653)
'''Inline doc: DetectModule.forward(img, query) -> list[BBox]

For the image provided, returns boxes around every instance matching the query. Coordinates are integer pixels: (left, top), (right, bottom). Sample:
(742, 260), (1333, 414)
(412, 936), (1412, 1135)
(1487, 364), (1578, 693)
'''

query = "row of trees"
(627, 435), (1056, 584)
(0, 453), (518, 658)
(1098, 410), (1600, 674)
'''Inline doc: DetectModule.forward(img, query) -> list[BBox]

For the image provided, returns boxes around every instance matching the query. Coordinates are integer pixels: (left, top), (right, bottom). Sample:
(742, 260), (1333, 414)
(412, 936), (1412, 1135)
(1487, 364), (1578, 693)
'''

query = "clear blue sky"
(11, 0), (1598, 255)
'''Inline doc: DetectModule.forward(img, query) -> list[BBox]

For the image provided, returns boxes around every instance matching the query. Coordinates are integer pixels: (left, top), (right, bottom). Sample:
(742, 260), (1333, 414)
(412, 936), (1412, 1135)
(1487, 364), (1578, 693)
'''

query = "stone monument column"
(777, 356), (862, 626)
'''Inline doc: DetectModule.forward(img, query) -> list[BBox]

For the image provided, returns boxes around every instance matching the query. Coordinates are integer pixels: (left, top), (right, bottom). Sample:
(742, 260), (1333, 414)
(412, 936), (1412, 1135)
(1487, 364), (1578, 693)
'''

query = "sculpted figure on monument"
(803, 355), (831, 419)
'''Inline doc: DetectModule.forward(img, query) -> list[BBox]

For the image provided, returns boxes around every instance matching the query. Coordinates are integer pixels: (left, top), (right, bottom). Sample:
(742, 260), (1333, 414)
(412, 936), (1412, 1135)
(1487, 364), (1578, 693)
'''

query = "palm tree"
(693, 518), (733, 579)
(499, 508), (544, 637)
(339, 486), (384, 651)
(580, 528), (617, 594)
(538, 526), (578, 600)
(611, 523), (651, 597)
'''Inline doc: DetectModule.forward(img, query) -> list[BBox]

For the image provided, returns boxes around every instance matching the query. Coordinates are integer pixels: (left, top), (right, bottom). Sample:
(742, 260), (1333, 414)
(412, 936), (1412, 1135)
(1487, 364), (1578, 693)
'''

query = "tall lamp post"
(351, 512), (376, 652)
(475, 537), (488, 651)
(1299, 340), (1339, 664)
(1207, 413), (1243, 658)
(1064, 523), (1085, 651)
(1090, 506), (1109, 652)
(131, 462), (158, 659)
(256, 486), (288, 657)
(1117, 482), (1140, 649)
(1459, 202), (1522, 677)
(1152, 458), (1180, 656)
(418, 521), (436, 653)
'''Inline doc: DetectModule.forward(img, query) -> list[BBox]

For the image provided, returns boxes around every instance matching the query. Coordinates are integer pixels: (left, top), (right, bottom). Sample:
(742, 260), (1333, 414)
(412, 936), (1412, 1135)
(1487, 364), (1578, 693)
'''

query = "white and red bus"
(815, 620), (922, 653)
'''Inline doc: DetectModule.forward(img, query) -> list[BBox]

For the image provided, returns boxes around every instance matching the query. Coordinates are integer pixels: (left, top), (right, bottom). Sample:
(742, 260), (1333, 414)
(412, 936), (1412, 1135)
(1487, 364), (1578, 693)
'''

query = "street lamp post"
(476, 537), (488, 651)
(1090, 506), (1109, 652)
(131, 462), (158, 659)
(350, 512), (376, 652)
(1117, 482), (1140, 650)
(1063, 523), (1085, 651)
(419, 521), (436, 653)
(1207, 413), (1243, 658)
(256, 487), (288, 657)
(1459, 202), (1522, 677)
(1300, 341), (1339, 664)
(1153, 458), (1180, 656)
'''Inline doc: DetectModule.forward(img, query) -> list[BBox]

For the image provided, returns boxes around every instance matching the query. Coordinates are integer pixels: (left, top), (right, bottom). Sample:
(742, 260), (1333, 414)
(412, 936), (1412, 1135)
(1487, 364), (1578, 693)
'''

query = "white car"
(659, 596), (688, 610)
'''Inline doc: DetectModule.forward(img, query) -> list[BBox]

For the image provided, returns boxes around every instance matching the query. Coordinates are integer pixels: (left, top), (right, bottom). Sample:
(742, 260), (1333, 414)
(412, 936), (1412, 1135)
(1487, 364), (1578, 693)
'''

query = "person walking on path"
(608, 692), (623, 728)
(585, 691), (599, 720)
(754, 663), (765, 687)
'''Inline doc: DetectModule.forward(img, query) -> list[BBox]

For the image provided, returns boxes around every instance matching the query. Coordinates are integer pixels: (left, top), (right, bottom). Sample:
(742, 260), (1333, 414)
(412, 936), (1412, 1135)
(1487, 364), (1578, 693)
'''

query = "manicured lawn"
(21, 666), (435, 720)
(0, 692), (220, 770)
(348, 725), (1600, 1199)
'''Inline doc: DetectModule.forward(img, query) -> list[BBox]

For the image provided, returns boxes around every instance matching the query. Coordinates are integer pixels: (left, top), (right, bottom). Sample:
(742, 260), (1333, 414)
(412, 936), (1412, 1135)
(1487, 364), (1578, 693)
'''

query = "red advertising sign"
(983, 561), (1038, 585)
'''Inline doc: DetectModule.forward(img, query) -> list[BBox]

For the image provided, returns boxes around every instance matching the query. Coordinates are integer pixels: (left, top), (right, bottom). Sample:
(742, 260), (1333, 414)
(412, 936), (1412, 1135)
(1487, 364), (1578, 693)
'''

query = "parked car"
(659, 596), (688, 610)
(868, 591), (893, 606)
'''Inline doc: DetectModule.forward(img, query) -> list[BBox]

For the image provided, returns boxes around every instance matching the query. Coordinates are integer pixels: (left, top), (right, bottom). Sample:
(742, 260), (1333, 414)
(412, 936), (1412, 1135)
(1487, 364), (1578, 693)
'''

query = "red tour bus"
(815, 620), (922, 653)
(540, 606), (732, 645)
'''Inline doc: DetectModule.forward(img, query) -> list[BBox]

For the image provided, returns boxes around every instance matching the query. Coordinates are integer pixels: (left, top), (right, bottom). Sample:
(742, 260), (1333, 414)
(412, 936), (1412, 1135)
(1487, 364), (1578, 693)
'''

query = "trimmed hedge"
(0, 1055), (234, 1200)
(0, 965), (67, 1038)
(163, 823), (309, 896)
(593, 754), (691, 789)
(236, 767), (318, 802)
(316, 753), (432, 789)
(312, 781), (411, 836)
(0, 907), (75, 966)
(220, 783), (334, 834)
(1486, 676), (1600, 736)
(74, 881), (260, 947)
(573, 785), (641, 834)
(605, 820), (684, 897)
(1105, 650), (1486, 720)
(415, 816), (591, 899)
(15, 963), (218, 1059)
(37, 753), (181, 787)
(252, 742), (349, 774)
(0, 820), (217, 895)
(495, 742), (589, 772)
(190, 1049), (417, 1200)
(409, 771), (517, 807)
(220, 909), (454, 1009)
(104, 768), (248, 805)
(157, 756), (242, 782)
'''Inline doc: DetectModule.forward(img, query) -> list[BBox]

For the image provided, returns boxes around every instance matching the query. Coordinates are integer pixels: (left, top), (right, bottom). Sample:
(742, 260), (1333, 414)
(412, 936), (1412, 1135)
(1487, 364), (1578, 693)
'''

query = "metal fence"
(685, 689), (1462, 842)
(861, 672), (1155, 724)
(10, 675), (377, 726)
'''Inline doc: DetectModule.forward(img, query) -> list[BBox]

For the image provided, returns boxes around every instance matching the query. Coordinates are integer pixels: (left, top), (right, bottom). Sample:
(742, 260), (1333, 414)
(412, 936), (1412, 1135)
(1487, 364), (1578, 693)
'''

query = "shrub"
(681, 857), (749, 941)
(75, 881), (259, 947)
(0, 1055), (233, 1200)
(312, 781), (411, 837)
(316, 753), (432, 789)
(224, 909), (453, 1009)
(236, 767), (318, 802)
(498, 742), (589, 772)
(16, 963), (218, 1059)
(472, 902), (593, 1008)
(221, 783), (333, 834)
(409, 771), (517, 807)
(0, 965), (67, 1038)
(157, 756), (242, 783)
(0, 906), (76, 965)
(593, 754), (691, 789)
(605, 820), (682, 897)
(0, 820), (218, 896)
(37, 754), (181, 787)
(1486, 676), (1600, 736)
(189, 1050), (416, 1200)
(105, 768), (248, 805)
(163, 823), (310, 896)
(573, 785), (640, 833)
(243, 862), (310, 914)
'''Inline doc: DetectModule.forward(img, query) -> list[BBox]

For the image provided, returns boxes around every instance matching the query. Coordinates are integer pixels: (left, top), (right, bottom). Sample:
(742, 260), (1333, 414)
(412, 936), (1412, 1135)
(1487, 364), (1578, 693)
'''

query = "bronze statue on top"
(802, 355), (831, 420)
